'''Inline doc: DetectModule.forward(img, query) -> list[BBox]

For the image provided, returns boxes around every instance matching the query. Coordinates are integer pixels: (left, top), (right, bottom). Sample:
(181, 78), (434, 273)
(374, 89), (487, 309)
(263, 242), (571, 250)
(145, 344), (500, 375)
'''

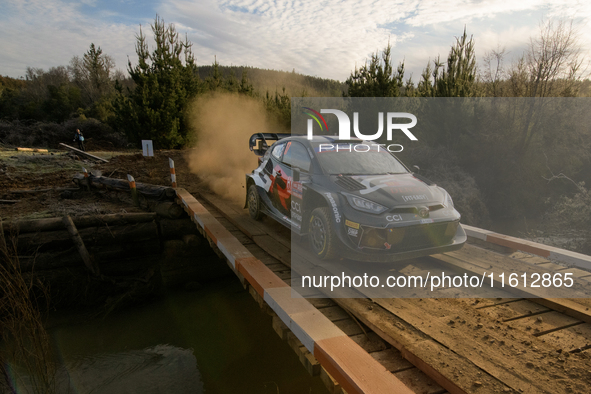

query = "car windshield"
(312, 142), (408, 175)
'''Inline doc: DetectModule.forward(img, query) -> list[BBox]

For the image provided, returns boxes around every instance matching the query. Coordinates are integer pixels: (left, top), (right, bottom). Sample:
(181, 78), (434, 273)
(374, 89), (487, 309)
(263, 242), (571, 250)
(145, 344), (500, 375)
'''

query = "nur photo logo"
(303, 108), (418, 152)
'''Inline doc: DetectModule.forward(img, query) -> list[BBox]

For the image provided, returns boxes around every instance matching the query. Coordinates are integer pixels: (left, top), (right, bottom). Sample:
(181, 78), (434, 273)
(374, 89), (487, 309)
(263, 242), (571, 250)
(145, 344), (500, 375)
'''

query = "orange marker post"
(169, 158), (177, 188)
(127, 174), (139, 207)
(82, 167), (91, 191)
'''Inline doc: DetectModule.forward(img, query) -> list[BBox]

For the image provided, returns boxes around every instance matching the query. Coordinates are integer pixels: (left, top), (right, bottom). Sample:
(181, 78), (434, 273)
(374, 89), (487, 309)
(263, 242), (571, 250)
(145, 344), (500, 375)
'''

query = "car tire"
(308, 207), (337, 260)
(247, 184), (263, 220)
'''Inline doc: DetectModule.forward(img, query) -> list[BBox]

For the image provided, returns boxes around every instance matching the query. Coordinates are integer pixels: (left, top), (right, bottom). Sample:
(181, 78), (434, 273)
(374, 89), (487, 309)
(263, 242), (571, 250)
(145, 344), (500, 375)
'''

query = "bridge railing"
(463, 224), (591, 271)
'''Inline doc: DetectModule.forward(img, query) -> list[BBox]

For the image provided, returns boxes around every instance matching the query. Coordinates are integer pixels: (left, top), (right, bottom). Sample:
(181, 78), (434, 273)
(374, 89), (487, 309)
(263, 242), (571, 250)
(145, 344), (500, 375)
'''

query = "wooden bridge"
(173, 185), (591, 394)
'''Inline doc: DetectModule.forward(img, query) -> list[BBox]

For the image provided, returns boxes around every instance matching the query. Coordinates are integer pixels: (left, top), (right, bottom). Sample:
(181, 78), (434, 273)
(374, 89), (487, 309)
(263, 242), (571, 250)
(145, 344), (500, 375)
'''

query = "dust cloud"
(186, 93), (285, 205)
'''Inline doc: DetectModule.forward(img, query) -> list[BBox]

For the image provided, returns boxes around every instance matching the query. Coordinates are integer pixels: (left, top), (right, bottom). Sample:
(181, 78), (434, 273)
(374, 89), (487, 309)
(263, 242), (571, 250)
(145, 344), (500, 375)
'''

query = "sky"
(1, 0), (590, 82)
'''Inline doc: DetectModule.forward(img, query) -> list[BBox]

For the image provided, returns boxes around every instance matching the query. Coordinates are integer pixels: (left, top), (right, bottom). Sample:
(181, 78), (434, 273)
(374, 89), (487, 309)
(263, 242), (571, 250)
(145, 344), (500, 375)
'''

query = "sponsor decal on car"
(325, 192), (341, 223)
(402, 194), (428, 202)
(386, 214), (403, 222)
(347, 227), (359, 237)
(345, 220), (359, 229)
(292, 181), (303, 199)
(420, 218), (434, 224)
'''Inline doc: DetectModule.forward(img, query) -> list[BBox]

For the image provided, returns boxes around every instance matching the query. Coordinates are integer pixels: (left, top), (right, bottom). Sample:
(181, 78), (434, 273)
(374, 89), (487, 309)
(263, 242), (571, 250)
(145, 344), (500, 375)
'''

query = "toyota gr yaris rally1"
(245, 133), (466, 262)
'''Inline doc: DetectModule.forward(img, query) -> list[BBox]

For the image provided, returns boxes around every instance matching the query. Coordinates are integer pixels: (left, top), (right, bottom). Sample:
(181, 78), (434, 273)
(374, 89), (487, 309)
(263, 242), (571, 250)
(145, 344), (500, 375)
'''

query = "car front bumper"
(336, 220), (467, 262)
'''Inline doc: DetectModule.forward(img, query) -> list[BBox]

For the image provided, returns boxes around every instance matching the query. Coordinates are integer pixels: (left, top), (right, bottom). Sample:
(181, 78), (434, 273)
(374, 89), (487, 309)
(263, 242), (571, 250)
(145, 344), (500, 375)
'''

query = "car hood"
(332, 173), (443, 206)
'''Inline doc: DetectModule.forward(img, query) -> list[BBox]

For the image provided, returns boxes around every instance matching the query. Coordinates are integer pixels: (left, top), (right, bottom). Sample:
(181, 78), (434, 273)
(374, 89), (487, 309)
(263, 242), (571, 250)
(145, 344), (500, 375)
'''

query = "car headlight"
(443, 190), (454, 208)
(343, 193), (388, 214)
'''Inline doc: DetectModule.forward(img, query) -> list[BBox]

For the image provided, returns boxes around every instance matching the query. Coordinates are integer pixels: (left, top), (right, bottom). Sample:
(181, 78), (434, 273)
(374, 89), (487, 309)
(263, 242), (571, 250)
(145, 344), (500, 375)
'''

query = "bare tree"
(506, 20), (587, 156)
(23, 66), (70, 102)
(69, 43), (116, 105)
(510, 19), (585, 98)
(482, 46), (507, 96)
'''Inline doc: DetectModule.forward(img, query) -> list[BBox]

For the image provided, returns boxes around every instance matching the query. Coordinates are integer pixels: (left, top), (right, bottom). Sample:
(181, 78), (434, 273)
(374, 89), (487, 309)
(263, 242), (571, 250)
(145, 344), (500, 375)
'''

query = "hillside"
(197, 65), (346, 97)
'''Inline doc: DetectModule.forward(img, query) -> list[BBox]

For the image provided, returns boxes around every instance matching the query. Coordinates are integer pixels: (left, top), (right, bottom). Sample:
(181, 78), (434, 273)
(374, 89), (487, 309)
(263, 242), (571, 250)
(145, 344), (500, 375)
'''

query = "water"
(46, 276), (327, 394)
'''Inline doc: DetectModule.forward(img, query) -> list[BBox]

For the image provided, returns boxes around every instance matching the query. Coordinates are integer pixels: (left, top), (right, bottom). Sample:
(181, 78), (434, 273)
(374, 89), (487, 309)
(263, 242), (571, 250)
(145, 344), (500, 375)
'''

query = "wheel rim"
(248, 189), (258, 216)
(310, 216), (326, 253)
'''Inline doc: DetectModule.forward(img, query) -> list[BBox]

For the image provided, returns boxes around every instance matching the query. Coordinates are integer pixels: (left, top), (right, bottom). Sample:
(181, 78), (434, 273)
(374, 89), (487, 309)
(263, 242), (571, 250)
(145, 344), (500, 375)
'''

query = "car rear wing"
(248, 133), (291, 156)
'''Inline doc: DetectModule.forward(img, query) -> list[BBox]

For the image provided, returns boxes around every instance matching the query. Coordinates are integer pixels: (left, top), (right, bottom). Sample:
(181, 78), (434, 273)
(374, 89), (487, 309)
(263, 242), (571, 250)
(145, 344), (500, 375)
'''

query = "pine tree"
(113, 15), (201, 148)
(238, 69), (254, 96)
(345, 42), (405, 97)
(435, 28), (477, 97)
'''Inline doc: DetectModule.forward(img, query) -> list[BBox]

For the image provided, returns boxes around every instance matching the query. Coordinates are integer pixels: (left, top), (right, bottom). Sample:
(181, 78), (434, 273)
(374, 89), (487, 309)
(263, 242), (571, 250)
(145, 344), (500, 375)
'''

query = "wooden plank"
(373, 297), (584, 394)
(532, 298), (591, 326)
(508, 251), (550, 265)
(429, 251), (591, 300)
(314, 335), (416, 394)
(308, 298), (337, 309)
(394, 368), (446, 394)
(199, 192), (267, 238)
(349, 332), (388, 353)
(332, 318), (366, 336)
(539, 323), (591, 351)
(272, 314), (290, 340)
(370, 349), (414, 373)
(463, 224), (591, 270)
(274, 270), (291, 281)
(265, 262), (289, 272)
(535, 261), (568, 271)
(478, 299), (550, 321)
(59, 142), (108, 162)
(508, 311), (582, 336)
(334, 297), (501, 394)
(554, 267), (591, 279)
(320, 366), (342, 394)
(16, 147), (48, 152)
(200, 191), (294, 249)
(286, 331), (322, 376)
(318, 306), (350, 322)
(228, 229), (254, 245)
(253, 234), (291, 266)
(458, 298), (520, 309)
(244, 243), (282, 265)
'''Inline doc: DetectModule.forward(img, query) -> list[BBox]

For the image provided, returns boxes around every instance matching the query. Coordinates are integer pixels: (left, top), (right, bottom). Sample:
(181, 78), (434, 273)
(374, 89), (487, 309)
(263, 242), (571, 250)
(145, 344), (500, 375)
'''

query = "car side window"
(283, 142), (311, 172)
(271, 143), (285, 160)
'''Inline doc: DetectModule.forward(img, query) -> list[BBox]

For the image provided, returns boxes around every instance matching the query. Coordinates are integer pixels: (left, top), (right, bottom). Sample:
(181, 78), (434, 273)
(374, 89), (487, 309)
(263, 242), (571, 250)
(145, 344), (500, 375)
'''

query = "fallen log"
(18, 240), (162, 272)
(154, 201), (184, 219)
(0, 200), (18, 204)
(15, 222), (160, 253)
(3, 212), (157, 234)
(73, 174), (176, 200)
(63, 215), (100, 276)
(7, 187), (80, 194)
(16, 147), (49, 153)
(59, 143), (108, 162)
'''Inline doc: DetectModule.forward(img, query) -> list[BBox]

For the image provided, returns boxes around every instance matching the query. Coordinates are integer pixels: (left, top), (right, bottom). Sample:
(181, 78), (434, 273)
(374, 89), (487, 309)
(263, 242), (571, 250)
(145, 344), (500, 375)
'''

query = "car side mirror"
(412, 165), (420, 173)
(293, 168), (300, 182)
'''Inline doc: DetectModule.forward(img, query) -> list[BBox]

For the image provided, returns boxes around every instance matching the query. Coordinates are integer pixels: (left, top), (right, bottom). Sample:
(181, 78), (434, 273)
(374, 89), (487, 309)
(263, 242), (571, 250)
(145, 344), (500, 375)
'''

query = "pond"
(46, 276), (327, 394)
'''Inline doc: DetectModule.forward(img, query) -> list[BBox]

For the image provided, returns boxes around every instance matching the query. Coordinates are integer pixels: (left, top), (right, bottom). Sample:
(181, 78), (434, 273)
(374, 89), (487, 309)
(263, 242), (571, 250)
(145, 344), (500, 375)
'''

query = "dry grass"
(0, 222), (57, 394)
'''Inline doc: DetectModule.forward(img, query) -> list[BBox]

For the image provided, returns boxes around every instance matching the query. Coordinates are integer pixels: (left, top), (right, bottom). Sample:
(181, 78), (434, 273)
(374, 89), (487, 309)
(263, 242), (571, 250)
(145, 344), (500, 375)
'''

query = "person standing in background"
(74, 129), (85, 151)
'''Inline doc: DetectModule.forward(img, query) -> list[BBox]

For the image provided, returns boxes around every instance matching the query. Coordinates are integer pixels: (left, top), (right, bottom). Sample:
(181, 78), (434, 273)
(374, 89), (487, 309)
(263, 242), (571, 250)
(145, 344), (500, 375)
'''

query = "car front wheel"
(248, 184), (263, 220)
(308, 207), (337, 260)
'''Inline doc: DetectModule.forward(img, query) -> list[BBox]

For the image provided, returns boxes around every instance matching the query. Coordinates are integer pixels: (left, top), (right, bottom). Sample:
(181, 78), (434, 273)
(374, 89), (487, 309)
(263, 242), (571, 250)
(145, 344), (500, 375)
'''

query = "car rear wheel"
(248, 184), (263, 220)
(308, 207), (337, 260)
